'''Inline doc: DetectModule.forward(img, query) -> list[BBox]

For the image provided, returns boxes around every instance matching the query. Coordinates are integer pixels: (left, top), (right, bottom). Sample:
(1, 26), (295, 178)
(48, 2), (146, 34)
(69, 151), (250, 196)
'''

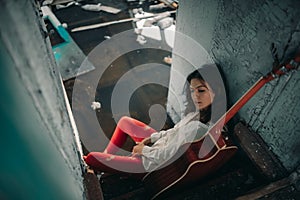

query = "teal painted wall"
(168, 0), (300, 171)
(0, 0), (84, 199)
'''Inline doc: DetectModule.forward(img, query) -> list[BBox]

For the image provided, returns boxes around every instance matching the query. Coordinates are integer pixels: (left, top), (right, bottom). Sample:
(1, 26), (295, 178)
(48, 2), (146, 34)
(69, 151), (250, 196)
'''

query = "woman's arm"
(141, 137), (151, 145)
(132, 142), (145, 155)
(132, 136), (154, 155)
(150, 129), (173, 143)
(140, 121), (210, 170)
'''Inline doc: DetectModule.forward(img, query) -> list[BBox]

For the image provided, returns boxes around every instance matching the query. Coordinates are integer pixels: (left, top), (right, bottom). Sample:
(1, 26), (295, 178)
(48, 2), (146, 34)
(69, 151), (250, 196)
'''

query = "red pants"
(84, 116), (156, 174)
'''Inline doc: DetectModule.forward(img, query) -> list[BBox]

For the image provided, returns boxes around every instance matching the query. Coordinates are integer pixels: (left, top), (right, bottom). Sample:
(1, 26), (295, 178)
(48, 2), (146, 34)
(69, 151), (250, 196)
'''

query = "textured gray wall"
(168, 0), (300, 171)
(0, 0), (84, 199)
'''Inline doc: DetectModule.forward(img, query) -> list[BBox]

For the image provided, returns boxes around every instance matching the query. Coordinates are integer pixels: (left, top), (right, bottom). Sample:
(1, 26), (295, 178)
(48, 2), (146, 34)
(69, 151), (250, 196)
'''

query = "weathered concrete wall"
(0, 0), (84, 199)
(168, 0), (300, 171)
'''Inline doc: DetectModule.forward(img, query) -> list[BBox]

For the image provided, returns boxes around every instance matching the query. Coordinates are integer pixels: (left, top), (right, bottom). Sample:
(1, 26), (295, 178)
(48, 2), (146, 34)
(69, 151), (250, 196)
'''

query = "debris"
(136, 35), (147, 45)
(42, 0), (54, 5)
(55, 1), (80, 10)
(104, 35), (111, 39)
(134, 28), (142, 35)
(157, 17), (174, 29)
(163, 56), (172, 65)
(71, 10), (176, 32)
(62, 23), (68, 29)
(132, 8), (144, 15)
(134, 10), (175, 46)
(71, 18), (134, 32)
(143, 12), (171, 27)
(135, 20), (162, 41)
(159, 0), (178, 9)
(99, 5), (121, 14)
(143, 19), (155, 27)
(134, 10), (156, 19)
(91, 101), (101, 110)
(81, 3), (121, 14)
(149, 3), (167, 11)
(81, 3), (102, 12)
(163, 24), (175, 48)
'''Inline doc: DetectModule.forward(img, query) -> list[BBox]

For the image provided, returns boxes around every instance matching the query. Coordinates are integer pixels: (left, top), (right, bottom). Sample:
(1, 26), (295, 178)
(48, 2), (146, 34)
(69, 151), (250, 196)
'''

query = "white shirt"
(141, 112), (211, 172)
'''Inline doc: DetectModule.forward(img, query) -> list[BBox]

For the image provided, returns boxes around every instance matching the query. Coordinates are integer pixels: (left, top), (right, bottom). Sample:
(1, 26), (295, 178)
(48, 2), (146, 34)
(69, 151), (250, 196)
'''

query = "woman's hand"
(141, 137), (151, 145)
(132, 142), (145, 156)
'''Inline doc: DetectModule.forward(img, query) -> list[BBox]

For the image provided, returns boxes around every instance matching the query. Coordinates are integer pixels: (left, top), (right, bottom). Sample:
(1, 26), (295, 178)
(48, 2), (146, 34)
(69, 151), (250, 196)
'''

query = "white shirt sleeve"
(149, 112), (198, 143)
(150, 129), (171, 143)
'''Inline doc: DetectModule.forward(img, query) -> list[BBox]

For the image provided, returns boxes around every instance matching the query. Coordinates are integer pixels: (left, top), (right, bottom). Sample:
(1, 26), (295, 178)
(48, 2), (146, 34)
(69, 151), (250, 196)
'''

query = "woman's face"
(190, 78), (215, 110)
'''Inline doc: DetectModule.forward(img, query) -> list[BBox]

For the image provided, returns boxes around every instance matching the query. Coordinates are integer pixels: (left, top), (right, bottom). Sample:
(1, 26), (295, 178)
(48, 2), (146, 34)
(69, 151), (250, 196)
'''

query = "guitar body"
(143, 133), (238, 199)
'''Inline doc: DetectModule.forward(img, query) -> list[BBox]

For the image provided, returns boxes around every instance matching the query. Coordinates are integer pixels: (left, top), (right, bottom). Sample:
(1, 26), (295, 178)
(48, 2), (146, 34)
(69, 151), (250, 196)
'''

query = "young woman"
(83, 65), (226, 175)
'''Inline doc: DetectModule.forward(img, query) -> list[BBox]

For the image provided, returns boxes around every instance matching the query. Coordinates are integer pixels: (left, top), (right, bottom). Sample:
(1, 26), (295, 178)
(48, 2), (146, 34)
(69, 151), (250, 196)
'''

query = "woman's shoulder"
(175, 111), (199, 127)
(173, 112), (194, 128)
(184, 111), (199, 119)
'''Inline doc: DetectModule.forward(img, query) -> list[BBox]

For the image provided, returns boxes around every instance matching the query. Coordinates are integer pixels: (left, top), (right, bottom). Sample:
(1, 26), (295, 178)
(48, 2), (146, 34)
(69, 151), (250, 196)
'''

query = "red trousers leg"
(83, 152), (146, 174)
(105, 116), (156, 154)
(84, 116), (156, 174)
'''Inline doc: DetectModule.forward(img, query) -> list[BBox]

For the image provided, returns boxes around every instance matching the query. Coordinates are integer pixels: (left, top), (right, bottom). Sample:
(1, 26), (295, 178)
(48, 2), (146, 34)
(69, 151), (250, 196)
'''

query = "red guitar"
(142, 54), (300, 199)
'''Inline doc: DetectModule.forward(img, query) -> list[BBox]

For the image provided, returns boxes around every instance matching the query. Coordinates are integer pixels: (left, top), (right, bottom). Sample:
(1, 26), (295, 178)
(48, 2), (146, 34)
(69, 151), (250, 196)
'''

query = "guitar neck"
(224, 74), (274, 125)
(208, 74), (274, 146)
(222, 55), (300, 128)
(223, 55), (300, 125)
(212, 54), (300, 136)
(209, 54), (300, 146)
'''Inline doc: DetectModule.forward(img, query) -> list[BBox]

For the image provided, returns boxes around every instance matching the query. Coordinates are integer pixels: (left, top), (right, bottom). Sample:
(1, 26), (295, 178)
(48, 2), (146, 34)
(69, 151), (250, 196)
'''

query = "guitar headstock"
(272, 52), (300, 77)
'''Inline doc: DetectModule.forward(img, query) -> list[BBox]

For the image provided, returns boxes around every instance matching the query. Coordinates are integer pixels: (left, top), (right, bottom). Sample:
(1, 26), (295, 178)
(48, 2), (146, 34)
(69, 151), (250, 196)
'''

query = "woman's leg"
(105, 116), (156, 154)
(83, 152), (146, 174)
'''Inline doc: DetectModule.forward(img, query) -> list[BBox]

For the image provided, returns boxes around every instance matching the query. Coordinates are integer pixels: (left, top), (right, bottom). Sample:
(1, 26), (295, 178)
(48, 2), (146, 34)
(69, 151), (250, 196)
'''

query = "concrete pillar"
(168, 0), (300, 171)
(0, 0), (85, 199)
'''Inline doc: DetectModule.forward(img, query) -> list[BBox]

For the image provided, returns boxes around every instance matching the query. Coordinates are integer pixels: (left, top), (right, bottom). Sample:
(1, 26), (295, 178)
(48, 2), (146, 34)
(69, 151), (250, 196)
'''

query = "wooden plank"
(236, 165), (300, 200)
(234, 122), (288, 180)
(236, 177), (290, 200)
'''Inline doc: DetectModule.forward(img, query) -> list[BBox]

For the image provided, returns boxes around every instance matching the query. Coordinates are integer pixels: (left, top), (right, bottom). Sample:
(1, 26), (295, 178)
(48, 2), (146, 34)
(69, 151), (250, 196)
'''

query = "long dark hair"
(185, 64), (227, 124)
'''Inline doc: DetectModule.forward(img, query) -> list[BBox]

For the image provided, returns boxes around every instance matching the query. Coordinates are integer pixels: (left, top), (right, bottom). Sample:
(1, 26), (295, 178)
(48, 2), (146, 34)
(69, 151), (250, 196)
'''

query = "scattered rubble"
(136, 35), (147, 45)
(81, 3), (121, 14)
(91, 101), (101, 110)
